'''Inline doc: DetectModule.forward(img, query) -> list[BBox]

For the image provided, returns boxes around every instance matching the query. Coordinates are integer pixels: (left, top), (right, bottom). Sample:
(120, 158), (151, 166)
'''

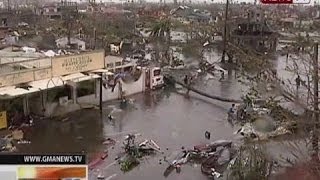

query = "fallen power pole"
(312, 42), (319, 155)
(221, 0), (229, 63)
(164, 76), (242, 103)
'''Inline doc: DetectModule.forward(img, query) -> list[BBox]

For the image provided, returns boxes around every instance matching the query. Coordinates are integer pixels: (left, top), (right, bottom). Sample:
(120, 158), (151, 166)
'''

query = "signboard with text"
(52, 51), (105, 76)
(0, 111), (7, 129)
(0, 68), (52, 87)
(0, 71), (35, 87)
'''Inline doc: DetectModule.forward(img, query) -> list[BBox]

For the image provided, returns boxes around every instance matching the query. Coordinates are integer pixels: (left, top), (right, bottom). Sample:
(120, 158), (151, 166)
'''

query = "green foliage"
(229, 145), (272, 180)
(120, 156), (140, 173)
(150, 19), (171, 39)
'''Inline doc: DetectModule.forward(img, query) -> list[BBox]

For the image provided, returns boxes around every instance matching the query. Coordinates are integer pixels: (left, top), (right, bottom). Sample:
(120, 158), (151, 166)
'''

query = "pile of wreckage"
(0, 129), (31, 153)
(118, 134), (161, 172)
(90, 133), (277, 179)
(163, 140), (236, 179)
(90, 133), (161, 173)
(232, 96), (297, 141)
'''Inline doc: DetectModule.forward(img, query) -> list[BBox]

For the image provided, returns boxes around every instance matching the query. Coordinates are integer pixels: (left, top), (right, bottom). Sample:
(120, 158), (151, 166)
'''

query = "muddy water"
(17, 73), (246, 180)
(15, 50), (305, 179)
(15, 48), (250, 179)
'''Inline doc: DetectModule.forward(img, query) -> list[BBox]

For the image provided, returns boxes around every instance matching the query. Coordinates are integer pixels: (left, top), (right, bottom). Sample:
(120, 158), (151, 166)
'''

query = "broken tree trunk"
(312, 43), (319, 155)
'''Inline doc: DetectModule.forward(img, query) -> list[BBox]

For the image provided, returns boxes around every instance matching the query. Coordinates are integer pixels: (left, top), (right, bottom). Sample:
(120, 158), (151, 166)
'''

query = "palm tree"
(149, 18), (172, 65)
(149, 18), (171, 42)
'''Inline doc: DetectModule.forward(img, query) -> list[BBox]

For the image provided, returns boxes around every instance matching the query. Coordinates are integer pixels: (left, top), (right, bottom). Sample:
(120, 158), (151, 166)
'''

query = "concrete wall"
(28, 86), (81, 117)
(120, 70), (146, 96)
(30, 91), (99, 117)
(99, 82), (121, 102)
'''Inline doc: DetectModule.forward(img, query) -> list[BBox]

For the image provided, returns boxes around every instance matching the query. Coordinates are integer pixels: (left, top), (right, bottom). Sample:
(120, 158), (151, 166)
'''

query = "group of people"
(227, 95), (254, 126)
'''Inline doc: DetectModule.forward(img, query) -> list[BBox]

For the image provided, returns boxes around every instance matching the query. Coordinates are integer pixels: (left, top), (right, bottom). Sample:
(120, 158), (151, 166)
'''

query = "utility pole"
(99, 72), (103, 114)
(94, 28), (97, 50)
(221, 0), (229, 63)
(7, 0), (10, 11)
(312, 42), (319, 156)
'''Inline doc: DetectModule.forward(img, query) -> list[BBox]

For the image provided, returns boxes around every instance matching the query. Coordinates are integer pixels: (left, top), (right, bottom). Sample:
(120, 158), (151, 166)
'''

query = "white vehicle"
(149, 67), (164, 89)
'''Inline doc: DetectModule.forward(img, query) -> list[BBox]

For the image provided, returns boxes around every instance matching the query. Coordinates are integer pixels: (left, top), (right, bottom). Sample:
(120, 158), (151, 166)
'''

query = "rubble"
(235, 122), (292, 140)
(0, 138), (13, 152)
(12, 130), (24, 140)
(163, 140), (234, 178)
(118, 134), (161, 172)
(97, 174), (105, 180)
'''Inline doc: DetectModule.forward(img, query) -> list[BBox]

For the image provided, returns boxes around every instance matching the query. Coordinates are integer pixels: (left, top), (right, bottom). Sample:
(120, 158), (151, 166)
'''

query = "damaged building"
(230, 9), (278, 53)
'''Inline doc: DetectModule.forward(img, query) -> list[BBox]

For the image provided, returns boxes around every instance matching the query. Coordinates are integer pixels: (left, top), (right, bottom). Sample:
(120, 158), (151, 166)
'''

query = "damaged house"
(230, 9), (278, 53)
(39, 1), (78, 20)
(170, 6), (212, 24)
(56, 37), (86, 51)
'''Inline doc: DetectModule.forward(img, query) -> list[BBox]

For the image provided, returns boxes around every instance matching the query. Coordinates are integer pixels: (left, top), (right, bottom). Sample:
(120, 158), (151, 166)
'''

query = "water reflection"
(19, 109), (104, 154)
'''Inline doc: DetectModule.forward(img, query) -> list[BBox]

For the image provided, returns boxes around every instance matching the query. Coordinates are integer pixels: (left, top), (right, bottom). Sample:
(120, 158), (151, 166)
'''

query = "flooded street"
(14, 47), (307, 179)
(0, 2), (319, 180)
(18, 70), (246, 179)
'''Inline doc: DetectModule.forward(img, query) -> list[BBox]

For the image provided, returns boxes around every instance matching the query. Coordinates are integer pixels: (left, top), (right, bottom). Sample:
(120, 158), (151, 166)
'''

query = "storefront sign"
(0, 111), (7, 129)
(0, 67), (52, 87)
(52, 51), (105, 76)
(0, 71), (34, 87)
(34, 68), (52, 80)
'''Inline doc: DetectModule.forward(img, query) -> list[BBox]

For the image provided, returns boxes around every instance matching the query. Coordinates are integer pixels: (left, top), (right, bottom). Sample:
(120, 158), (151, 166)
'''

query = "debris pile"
(118, 134), (161, 172)
(0, 129), (32, 152)
(163, 140), (235, 179)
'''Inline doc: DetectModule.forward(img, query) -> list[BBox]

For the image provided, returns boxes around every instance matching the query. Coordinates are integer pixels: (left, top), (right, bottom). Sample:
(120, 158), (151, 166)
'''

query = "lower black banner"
(0, 154), (86, 165)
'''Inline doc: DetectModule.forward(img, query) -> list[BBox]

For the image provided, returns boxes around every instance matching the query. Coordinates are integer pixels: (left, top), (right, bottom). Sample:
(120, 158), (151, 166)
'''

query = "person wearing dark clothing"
(184, 75), (188, 85)
(227, 104), (236, 126)
(184, 75), (191, 97)
(219, 71), (225, 81)
(295, 75), (301, 92)
(228, 104), (235, 115)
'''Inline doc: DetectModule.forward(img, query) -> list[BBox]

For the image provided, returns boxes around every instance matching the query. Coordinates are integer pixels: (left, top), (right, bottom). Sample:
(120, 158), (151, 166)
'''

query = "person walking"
(183, 75), (191, 97)
(219, 70), (225, 81)
(184, 75), (188, 85)
(295, 75), (301, 93)
(227, 104), (236, 126)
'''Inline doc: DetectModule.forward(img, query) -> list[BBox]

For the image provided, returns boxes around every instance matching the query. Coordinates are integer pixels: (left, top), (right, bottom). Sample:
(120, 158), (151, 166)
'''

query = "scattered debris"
(89, 152), (109, 170)
(0, 138), (14, 152)
(107, 115), (114, 121)
(103, 138), (116, 146)
(118, 134), (161, 172)
(97, 174), (105, 180)
(163, 140), (234, 178)
(17, 140), (31, 144)
(61, 117), (69, 122)
(12, 130), (24, 140)
(105, 174), (117, 180)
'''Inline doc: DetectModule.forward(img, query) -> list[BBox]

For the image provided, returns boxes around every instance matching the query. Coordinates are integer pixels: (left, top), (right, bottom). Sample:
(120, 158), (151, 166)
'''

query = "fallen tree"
(164, 75), (242, 103)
